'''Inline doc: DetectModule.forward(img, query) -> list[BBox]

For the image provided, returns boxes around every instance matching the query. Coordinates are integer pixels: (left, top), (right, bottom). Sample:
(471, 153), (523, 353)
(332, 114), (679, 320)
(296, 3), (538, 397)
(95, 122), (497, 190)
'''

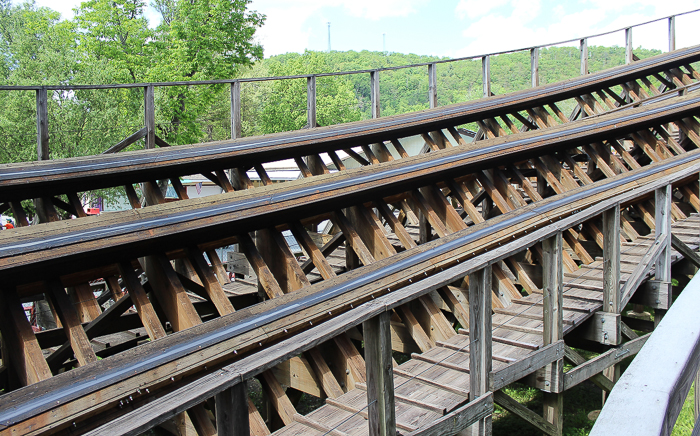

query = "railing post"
(603, 204), (621, 316)
(655, 184), (672, 326)
(428, 63), (437, 108)
(33, 86), (53, 224)
(215, 382), (249, 436)
(370, 70), (380, 118)
(364, 310), (396, 436)
(580, 38), (589, 75)
(230, 81), (241, 139)
(602, 204), (622, 401)
(530, 47), (539, 87)
(543, 232), (563, 435)
(625, 27), (633, 64)
(482, 55), (491, 97)
(144, 85), (155, 150)
(307, 75), (317, 128)
(469, 266), (492, 436)
(36, 87), (49, 160)
(669, 16), (676, 52)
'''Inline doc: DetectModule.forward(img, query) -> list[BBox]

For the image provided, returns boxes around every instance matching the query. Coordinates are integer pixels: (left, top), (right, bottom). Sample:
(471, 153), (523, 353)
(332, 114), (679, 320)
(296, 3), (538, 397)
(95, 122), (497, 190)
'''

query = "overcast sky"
(27, 0), (700, 58)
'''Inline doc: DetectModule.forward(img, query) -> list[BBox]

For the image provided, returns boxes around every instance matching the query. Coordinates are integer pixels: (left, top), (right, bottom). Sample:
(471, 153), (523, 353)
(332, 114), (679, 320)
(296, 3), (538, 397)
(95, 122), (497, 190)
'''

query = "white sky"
(26, 0), (700, 58)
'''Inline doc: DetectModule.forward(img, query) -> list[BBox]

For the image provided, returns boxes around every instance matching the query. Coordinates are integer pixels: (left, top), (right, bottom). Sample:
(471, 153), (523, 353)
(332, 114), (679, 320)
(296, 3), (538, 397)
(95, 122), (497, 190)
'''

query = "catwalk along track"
(1, 49), (700, 436)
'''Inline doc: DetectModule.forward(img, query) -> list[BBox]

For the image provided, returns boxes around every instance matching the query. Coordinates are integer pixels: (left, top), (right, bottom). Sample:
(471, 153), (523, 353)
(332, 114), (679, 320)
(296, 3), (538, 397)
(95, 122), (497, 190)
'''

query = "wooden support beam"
(495, 391), (558, 436)
(105, 275), (125, 301)
(482, 56), (491, 98)
(260, 370), (296, 426)
(187, 248), (235, 316)
(331, 210), (376, 266)
(206, 249), (231, 286)
(428, 63), (437, 108)
(469, 266), (492, 435)
(47, 281), (97, 367)
(118, 261), (167, 340)
(671, 233), (700, 268)
(142, 254), (202, 332)
(257, 228), (310, 294)
(0, 291), (52, 385)
(231, 168), (254, 190)
(231, 81), (242, 140)
(348, 205), (397, 260)
(216, 383), (249, 436)
(334, 333), (367, 387)
(531, 47), (540, 88)
(363, 311), (396, 436)
(563, 335), (648, 391)
(371, 70), (380, 119)
(395, 305), (435, 352)
(655, 184), (672, 326)
(305, 348), (344, 399)
(249, 398), (271, 436)
(543, 232), (564, 434)
(290, 222), (337, 280)
(237, 233), (285, 299)
(144, 85), (155, 150)
(307, 76), (317, 129)
(603, 204), (621, 316)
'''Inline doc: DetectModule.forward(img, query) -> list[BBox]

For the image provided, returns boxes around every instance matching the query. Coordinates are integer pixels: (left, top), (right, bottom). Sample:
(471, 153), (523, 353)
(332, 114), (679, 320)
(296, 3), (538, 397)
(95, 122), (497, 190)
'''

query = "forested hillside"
(0, 0), (662, 167)
(239, 46), (661, 137)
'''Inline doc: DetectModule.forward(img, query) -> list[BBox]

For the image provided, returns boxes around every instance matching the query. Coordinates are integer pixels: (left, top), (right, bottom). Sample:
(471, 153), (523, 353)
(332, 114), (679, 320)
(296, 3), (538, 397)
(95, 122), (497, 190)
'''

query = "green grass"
(492, 382), (600, 435)
(672, 383), (695, 436)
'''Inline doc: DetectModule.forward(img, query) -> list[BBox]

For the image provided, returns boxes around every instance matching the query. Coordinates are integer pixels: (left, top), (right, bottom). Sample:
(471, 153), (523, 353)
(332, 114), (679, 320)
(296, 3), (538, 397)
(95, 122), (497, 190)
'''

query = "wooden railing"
(0, 9), (698, 162)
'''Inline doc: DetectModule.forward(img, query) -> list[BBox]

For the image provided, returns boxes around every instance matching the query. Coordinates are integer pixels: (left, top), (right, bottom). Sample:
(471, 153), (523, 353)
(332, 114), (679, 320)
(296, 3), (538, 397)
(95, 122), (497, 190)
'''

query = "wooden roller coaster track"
(1, 23), (700, 436)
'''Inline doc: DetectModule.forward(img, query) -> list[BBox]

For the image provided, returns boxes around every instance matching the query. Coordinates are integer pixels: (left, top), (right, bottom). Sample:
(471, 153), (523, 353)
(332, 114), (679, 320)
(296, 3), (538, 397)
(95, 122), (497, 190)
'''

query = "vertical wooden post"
(36, 87), (49, 160)
(530, 47), (539, 87)
(543, 232), (563, 435)
(603, 204), (621, 315)
(625, 28), (633, 65)
(363, 311), (396, 436)
(482, 56), (491, 98)
(216, 383), (249, 436)
(370, 71), (380, 118)
(655, 184), (672, 326)
(33, 86), (52, 224)
(580, 38), (589, 76)
(668, 16), (676, 52)
(231, 81), (241, 139)
(428, 63), (437, 109)
(307, 75), (317, 128)
(602, 205), (621, 402)
(144, 85), (155, 150)
(469, 266), (492, 436)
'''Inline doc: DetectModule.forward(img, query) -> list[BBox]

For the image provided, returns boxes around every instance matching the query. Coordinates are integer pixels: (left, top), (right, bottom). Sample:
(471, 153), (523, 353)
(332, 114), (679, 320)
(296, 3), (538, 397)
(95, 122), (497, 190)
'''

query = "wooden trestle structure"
(1, 44), (700, 436)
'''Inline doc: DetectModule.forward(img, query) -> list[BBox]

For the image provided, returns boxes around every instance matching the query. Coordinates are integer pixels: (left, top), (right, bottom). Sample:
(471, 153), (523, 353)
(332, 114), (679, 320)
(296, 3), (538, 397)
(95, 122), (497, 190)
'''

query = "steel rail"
(3, 137), (700, 433)
(0, 46), (699, 202)
(2, 93), (699, 284)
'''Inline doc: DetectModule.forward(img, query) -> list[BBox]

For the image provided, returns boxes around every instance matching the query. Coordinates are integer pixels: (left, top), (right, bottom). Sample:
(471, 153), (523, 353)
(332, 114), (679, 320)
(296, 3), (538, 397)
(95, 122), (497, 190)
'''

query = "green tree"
(256, 51), (361, 134)
(148, 0), (265, 144)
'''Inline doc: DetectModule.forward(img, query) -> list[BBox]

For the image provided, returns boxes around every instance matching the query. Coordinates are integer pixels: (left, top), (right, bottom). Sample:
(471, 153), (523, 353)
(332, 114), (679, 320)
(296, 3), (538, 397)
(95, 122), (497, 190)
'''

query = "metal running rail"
(1, 90), (700, 435)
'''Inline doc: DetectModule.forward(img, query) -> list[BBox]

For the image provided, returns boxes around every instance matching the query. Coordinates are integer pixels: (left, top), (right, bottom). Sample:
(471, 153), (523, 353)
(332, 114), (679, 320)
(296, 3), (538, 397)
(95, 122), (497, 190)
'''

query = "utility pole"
(327, 22), (331, 53)
(383, 33), (386, 54)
